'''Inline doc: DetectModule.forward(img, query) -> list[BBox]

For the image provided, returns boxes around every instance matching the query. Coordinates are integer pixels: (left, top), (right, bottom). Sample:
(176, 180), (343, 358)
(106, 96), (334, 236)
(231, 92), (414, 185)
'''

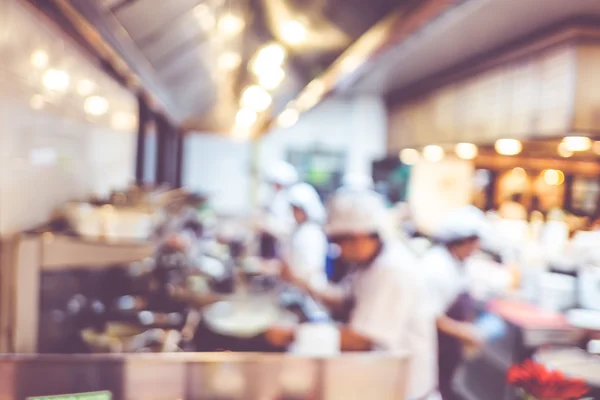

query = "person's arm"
(436, 315), (483, 347)
(281, 263), (349, 311)
(339, 326), (374, 351)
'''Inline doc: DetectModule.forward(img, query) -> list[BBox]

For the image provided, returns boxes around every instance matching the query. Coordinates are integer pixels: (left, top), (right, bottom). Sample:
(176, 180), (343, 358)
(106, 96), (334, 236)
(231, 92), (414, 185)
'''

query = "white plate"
(566, 309), (600, 331)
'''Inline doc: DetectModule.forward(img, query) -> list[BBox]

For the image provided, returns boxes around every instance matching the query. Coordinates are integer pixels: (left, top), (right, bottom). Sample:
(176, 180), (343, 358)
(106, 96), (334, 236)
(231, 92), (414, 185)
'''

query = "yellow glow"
(542, 169), (564, 186)
(277, 108), (299, 128)
(455, 143), (478, 160)
(84, 95), (109, 116)
(562, 136), (591, 152)
(296, 79), (325, 111)
(251, 44), (286, 75)
(557, 142), (573, 158)
(241, 85), (272, 112)
(218, 13), (245, 37)
(281, 20), (307, 45)
(43, 69), (70, 92)
(235, 108), (257, 128)
(511, 167), (527, 179)
(258, 66), (285, 90)
(193, 4), (216, 30)
(495, 139), (522, 156)
(111, 112), (137, 131)
(218, 52), (241, 70)
(31, 50), (49, 68)
(423, 145), (444, 163)
(399, 148), (420, 165)
(77, 79), (96, 96)
(593, 141), (600, 155)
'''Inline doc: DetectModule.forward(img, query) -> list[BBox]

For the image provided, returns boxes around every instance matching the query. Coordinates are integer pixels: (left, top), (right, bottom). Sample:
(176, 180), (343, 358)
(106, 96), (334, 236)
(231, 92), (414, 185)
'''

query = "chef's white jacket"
(349, 242), (438, 399)
(261, 187), (296, 239)
(284, 221), (328, 289)
(420, 245), (469, 317)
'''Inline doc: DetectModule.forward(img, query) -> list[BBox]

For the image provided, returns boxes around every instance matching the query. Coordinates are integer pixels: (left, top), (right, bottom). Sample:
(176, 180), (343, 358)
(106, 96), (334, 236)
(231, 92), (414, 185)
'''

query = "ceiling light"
(455, 142), (478, 160)
(235, 108), (257, 128)
(43, 69), (70, 92)
(84, 95), (109, 116)
(277, 108), (299, 128)
(194, 4), (216, 31)
(218, 13), (245, 37)
(399, 148), (420, 165)
(30, 50), (49, 69)
(296, 79), (325, 111)
(511, 167), (527, 178)
(543, 169), (564, 186)
(423, 145), (444, 162)
(281, 20), (307, 45)
(562, 136), (592, 152)
(29, 94), (45, 110)
(218, 52), (241, 70)
(241, 85), (272, 112)
(111, 112), (137, 131)
(258, 66), (285, 90)
(251, 43), (286, 75)
(77, 79), (96, 96)
(495, 139), (522, 156)
(557, 142), (573, 158)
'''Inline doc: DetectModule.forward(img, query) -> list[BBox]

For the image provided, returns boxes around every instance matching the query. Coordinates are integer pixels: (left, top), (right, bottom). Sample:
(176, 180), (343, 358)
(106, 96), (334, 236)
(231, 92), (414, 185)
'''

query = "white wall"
(0, 0), (138, 235)
(183, 96), (388, 215)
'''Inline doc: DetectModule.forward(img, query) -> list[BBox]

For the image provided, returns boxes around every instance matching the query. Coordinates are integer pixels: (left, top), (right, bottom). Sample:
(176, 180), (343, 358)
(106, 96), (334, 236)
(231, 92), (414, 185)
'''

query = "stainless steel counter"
(0, 352), (409, 400)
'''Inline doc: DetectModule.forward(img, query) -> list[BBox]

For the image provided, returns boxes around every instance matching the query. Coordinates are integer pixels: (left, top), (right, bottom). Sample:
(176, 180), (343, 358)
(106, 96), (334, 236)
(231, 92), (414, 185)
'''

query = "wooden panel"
(387, 106), (410, 152)
(414, 97), (436, 145)
(534, 46), (576, 136)
(573, 44), (600, 133)
(507, 59), (540, 137)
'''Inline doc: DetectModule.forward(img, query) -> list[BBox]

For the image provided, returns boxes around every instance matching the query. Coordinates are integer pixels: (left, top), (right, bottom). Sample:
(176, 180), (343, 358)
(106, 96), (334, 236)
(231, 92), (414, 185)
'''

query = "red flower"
(507, 360), (589, 399)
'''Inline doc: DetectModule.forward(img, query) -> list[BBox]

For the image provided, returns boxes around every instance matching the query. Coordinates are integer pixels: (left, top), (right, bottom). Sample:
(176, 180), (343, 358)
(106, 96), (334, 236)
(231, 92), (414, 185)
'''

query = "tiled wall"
(0, 0), (138, 236)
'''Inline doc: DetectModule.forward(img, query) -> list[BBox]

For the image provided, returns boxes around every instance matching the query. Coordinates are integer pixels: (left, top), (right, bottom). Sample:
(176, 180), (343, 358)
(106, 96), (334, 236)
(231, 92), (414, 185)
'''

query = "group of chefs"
(255, 161), (489, 400)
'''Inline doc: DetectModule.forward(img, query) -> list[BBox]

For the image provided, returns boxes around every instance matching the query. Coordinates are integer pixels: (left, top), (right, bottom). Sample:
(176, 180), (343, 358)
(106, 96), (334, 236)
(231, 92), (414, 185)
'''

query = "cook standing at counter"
(258, 161), (299, 259)
(283, 182), (328, 290)
(269, 189), (439, 400)
(421, 206), (486, 400)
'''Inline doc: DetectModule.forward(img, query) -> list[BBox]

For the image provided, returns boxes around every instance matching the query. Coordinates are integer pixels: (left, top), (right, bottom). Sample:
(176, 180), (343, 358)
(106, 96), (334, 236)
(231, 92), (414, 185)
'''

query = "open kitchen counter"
(0, 352), (409, 400)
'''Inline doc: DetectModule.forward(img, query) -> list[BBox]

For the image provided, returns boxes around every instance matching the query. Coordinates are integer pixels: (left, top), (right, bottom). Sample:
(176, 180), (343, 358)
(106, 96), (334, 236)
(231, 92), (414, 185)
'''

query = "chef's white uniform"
(285, 221), (328, 289)
(421, 245), (469, 317)
(349, 242), (439, 400)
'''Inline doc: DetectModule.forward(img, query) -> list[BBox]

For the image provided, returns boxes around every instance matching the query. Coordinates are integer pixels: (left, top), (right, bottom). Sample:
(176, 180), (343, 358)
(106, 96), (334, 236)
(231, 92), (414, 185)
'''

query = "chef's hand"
(265, 326), (295, 348)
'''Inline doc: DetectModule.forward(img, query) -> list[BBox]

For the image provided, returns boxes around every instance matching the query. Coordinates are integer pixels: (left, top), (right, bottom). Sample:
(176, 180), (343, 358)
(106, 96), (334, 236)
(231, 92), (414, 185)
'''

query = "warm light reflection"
(258, 66), (285, 90)
(495, 139), (522, 156)
(542, 169), (564, 186)
(43, 69), (70, 92)
(281, 20), (307, 45)
(562, 136), (591, 152)
(218, 13), (245, 37)
(30, 50), (49, 68)
(455, 143), (478, 160)
(593, 141), (600, 155)
(241, 85), (272, 112)
(251, 44), (286, 75)
(423, 145), (444, 162)
(277, 108), (299, 128)
(193, 4), (216, 31)
(218, 52), (241, 70)
(111, 112), (137, 131)
(296, 79), (325, 111)
(235, 108), (257, 128)
(77, 79), (96, 96)
(557, 142), (573, 158)
(84, 95), (109, 116)
(399, 148), (420, 165)
(511, 167), (527, 178)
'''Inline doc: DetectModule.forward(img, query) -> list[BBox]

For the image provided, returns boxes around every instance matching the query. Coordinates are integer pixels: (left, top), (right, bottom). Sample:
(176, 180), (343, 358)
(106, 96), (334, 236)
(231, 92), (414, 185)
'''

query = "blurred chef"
(270, 189), (439, 400)
(421, 206), (486, 400)
(284, 182), (328, 289)
(338, 173), (374, 193)
(258, 161), (299, 259)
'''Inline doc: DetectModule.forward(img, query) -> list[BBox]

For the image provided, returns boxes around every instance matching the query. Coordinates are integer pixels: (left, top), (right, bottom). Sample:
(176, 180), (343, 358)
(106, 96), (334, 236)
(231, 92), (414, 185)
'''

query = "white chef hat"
(325, 189), (388, 236)
(341, 173), (374, 191)
(265, 161), (298, 187)
(434, 205), (487, 244)
(287, 183), (326, 224)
